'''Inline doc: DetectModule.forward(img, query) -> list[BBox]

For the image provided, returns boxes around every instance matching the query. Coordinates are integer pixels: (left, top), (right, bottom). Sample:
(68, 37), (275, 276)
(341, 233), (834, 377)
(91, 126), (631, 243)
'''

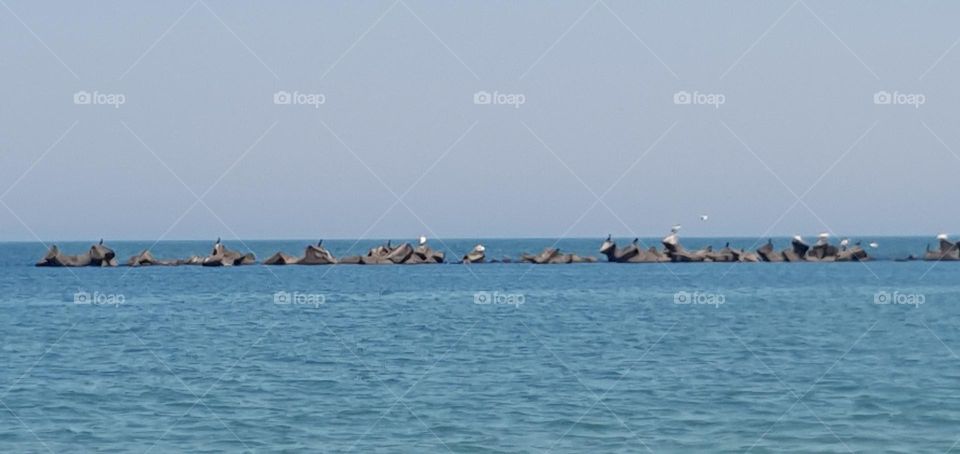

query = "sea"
(0, 236), (957, 453)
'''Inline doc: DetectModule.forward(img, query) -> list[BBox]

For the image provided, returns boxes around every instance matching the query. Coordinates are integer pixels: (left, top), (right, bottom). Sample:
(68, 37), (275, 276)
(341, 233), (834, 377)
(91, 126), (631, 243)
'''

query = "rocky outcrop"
(461, 244), (486, 263)
(264, 241), (337, 265)
(36, 240), (117, 267)
(925, 235), (960, 261)
(520, 247), (596, 264)
(600, 236), (668, 263)
(201, 239), (255, 267)
(127, 250), (181, 266)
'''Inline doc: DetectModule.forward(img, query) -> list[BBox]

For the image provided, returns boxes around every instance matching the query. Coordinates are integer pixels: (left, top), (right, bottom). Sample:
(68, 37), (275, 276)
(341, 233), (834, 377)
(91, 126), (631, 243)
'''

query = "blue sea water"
(0, 237), (958, 453)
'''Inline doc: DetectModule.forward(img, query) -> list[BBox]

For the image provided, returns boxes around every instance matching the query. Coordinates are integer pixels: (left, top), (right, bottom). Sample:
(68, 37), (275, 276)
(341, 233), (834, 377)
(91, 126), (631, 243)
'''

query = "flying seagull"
(671, 224), (682, 233)
(869, 242), (879, 248)
(699, 215), (709, 221)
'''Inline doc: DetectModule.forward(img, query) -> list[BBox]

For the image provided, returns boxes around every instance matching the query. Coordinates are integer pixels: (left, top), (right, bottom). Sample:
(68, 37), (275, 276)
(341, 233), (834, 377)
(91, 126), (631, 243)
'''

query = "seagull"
(671, 224), (682, 233)
(699, 215), (709, 221)
(869, 242), (879, 249)
(818, 232), (830, 239)
(475, 244), (486, 252)
(840, 238), (849, 247)
(793, 235), (803, 243)
(937, 233), (949, 240)
(419, 236), (427, 246)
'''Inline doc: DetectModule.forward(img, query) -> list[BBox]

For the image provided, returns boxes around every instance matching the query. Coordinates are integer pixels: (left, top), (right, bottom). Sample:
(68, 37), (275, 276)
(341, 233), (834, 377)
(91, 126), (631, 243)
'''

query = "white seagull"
(937, 233), (949, 241)
(699, 215), (709, 221)
(671, 224), (682, 233)
(869, 242), (879, 249)
(419, 236), (427, 245)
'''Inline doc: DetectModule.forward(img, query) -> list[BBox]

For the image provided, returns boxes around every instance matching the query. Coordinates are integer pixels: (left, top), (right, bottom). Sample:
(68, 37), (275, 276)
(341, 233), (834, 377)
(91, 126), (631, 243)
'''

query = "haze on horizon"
(1, 1), (959, 242)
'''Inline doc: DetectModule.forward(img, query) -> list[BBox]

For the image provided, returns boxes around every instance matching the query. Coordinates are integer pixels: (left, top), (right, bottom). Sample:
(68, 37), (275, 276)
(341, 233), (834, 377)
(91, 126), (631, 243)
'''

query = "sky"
(1, 1), (959, 241)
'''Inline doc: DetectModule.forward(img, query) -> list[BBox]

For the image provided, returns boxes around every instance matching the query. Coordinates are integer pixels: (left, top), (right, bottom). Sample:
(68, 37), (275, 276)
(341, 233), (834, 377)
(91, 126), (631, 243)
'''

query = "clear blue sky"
(1, 1), (958, 241)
